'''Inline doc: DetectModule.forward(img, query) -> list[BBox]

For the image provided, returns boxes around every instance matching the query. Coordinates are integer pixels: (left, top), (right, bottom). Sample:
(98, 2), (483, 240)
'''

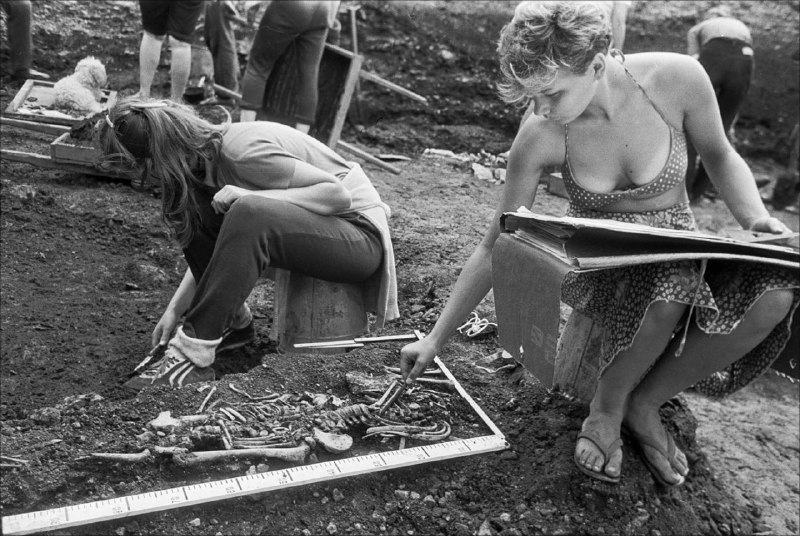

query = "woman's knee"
(225, 196), (289, 228)
(143, 29), (166, 41)
(644, 300), (687, 327)
(746, 289), (795, 334)
(169, 37), (191, 52)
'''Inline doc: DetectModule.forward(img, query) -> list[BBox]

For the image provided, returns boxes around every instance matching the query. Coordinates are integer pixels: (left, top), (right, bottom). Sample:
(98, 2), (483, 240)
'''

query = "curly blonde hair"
(96, 97), (224, 247)
(497, 1), (612, 105)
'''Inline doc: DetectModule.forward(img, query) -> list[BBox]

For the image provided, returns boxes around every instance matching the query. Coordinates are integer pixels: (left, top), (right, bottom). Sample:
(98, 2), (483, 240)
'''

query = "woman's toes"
(673, 448), (690, 476)
(575, 440), (593, 466)
(645, 447), (682, 484)
(577, 448), (594, 469)
(587, 453), (601, 472)
(605, 448), (623, 477)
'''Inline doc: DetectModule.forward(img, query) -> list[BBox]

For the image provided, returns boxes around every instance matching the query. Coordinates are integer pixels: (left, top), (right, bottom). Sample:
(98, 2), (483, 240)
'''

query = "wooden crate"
(258, 43), (363, 148)
(50, 132), (102, 166)
(4, 79), (117, 127)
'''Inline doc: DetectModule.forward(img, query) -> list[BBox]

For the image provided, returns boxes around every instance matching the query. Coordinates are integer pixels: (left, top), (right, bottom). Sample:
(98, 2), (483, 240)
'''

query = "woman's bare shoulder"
(626, 52), (707, 87)
(624, 52), (708, 116)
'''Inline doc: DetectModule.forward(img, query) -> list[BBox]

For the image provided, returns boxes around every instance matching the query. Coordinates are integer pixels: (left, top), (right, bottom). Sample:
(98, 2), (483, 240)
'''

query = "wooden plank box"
(50, 132), (102, 166)
(5, 79), (117, 127)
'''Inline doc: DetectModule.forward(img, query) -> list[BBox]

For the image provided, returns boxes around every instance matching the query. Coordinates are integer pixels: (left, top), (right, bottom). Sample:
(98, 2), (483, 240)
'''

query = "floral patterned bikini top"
(560, 64), (688, 210)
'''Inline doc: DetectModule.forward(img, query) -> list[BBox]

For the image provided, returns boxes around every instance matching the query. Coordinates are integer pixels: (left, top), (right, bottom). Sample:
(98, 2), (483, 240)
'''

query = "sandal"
(625, 428), (686, 487)
(457, 312), (497, 339)
(574, 428), (622, 484)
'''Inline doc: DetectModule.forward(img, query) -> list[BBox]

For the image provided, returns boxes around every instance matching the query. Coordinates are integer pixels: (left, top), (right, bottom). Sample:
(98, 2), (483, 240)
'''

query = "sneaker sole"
(121, 362), (215, 392)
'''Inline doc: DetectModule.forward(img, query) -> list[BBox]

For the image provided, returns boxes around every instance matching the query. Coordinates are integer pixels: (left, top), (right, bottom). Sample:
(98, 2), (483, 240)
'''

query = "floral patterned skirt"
(560, 202), (799, 397)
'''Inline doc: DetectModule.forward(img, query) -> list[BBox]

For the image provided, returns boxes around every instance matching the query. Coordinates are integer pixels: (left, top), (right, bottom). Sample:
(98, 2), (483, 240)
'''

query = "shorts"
(139, 0), (204, 43)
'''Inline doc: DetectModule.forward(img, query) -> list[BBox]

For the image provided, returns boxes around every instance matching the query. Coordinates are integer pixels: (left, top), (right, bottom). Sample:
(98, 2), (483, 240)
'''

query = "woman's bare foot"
(574, 411), (624, 482)
(624, 399), (688, 486)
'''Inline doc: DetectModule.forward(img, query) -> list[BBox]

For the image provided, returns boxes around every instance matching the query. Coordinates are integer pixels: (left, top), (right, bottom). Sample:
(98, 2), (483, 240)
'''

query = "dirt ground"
(1, 2), (798, 535)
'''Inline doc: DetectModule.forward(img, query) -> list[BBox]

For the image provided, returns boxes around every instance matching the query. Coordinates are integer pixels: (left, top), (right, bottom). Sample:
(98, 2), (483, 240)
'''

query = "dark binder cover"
(501, 210), (800, 271)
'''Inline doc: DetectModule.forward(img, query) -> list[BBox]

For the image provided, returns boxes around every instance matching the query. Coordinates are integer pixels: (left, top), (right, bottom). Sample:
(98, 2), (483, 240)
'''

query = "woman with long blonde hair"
(98, 97), (398, 391)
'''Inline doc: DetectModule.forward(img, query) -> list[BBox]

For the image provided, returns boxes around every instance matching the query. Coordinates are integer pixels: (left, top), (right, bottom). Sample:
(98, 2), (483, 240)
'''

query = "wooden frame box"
(4, 79), (117, 127)
(50, 132), (102, 166)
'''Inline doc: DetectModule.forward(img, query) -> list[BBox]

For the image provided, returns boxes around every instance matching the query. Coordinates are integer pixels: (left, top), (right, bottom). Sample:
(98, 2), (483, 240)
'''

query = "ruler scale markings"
(287, 461), (340, 484)
(8, 504), (76, 535)
(2, 436), (506, 535)
(3, 354), (508, 536)
(381, 446), (430, 465)
(67, 498), (126, 524)
(184, 478), (242, 502)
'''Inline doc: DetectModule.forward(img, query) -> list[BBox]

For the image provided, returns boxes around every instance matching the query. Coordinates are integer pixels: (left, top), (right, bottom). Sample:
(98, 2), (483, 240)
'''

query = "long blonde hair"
(497, 1), (611, 105)
(96, 97), (224, 247)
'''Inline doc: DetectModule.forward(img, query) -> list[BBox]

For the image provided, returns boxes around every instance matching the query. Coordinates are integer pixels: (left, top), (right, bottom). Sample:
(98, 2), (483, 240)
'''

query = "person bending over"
(685, 5), (755, 201)
(400, 1), (797, 487)
(97, 97), (398, 391)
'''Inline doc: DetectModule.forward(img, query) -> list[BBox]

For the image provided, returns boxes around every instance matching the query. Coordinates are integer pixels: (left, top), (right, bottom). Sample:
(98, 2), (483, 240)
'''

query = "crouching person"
(97, 97), (399, 391)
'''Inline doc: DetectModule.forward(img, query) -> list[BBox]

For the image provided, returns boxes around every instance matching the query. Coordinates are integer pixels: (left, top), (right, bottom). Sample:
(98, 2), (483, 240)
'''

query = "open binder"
(501, 208), (800, 271)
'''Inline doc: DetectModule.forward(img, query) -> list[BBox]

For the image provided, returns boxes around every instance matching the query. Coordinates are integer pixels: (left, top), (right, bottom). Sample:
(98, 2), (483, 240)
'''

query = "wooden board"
(258, 43), (363, 148)
(4, 79), (117, 127)
(50, 132), (102, 166)
(1, 148), (137, 180)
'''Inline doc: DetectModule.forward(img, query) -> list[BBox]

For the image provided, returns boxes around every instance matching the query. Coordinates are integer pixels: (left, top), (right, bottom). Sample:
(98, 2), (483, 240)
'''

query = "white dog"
(53, 56), (108, 114)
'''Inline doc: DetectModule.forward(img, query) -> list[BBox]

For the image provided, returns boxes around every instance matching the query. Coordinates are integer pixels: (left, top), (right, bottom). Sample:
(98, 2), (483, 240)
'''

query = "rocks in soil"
(30, 407), (61, 425)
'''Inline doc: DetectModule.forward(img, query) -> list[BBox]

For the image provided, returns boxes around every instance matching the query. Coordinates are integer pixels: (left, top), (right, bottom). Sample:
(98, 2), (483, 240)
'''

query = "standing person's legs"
(239, 2), (302, 121)
(292, 24), (328, 132)
(204, 1), (240, 94)
(167, 38), (192, 101)
(1, 0), (32, 79)
(138, 0), (168, 98)
(164, 0), (204, 101)
(138, 31), (165, 98)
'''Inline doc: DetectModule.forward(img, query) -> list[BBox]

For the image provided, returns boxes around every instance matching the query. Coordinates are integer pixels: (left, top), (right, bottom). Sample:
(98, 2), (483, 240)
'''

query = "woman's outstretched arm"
(400, 118), (563, 382)
(152, 268), (196, 346)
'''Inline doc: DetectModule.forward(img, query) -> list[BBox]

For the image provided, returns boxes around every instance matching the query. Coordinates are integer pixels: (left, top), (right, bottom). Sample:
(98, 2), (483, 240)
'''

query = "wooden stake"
(0, 117), (69, 135)
(336, 140), (401, 175)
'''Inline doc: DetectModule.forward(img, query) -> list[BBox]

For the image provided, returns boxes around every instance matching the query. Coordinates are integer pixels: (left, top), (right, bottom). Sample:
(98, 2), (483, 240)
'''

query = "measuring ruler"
(2, 357), (508, 535)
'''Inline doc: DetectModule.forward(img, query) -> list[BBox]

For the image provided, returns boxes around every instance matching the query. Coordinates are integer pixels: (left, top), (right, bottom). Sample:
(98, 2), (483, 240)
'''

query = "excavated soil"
(1, 2), (798, 536)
